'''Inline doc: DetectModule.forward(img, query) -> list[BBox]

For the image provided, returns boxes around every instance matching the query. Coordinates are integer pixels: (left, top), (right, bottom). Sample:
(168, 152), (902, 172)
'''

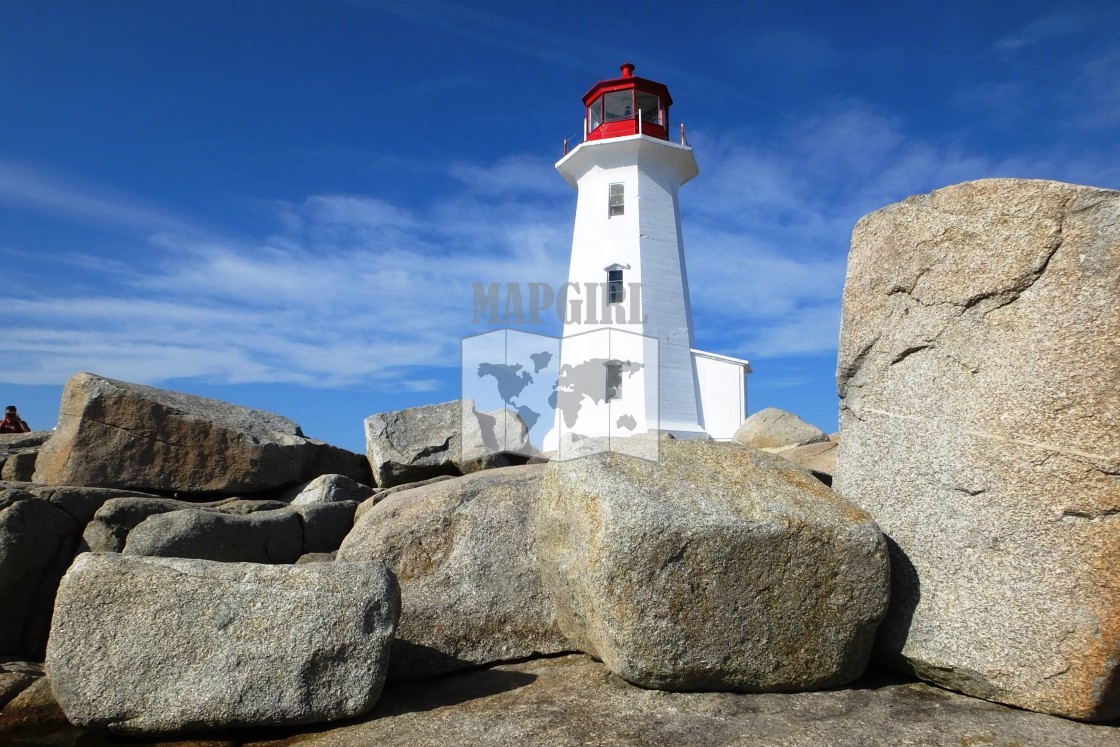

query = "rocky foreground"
(0, 178), (1118, 745)
(1, 655), (1118, 747)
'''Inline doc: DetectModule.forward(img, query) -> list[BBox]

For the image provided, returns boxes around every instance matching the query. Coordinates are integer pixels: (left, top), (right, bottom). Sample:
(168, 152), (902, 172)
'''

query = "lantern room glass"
(635, 91), (660, 123)
(603, 91), (632, 121)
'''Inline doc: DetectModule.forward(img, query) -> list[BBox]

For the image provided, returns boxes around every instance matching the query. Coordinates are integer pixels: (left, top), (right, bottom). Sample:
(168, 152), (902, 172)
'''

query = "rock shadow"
(872, 535), (921, 672)
(375, 658), (539, 717)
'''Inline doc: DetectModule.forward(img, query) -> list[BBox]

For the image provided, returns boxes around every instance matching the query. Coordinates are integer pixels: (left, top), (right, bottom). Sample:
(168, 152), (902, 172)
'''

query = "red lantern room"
(583, 62), (672, 142)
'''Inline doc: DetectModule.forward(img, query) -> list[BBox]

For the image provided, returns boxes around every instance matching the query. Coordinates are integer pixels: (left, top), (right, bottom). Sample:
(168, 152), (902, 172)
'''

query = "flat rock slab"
(6, 657), (1118, 746)
(46, 553), (400, 735)
(235, 655), (1120, 747)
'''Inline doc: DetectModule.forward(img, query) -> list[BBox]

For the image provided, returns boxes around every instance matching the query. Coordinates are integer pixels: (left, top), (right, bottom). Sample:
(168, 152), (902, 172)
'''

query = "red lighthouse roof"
(582, 63), (672, 142)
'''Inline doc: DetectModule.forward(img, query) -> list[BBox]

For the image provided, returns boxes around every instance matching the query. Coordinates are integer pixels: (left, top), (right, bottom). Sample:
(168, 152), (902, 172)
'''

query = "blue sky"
(2, 1), (1118, 454)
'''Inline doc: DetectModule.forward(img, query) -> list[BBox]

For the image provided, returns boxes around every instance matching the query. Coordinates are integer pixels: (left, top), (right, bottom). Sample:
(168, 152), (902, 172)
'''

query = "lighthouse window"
(609, 183), (625, 217)
(635, 91), (660, 123)
(605, 361), (623, 402)
(588, 95), (603, 131)
(603, 90), (632, 122)
(607, 269), (624, 304)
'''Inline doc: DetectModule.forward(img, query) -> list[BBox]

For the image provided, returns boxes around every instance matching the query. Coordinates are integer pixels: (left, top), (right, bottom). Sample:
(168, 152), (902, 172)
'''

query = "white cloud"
(5, 94), (1113, 392)
(1, 158), (572, 389)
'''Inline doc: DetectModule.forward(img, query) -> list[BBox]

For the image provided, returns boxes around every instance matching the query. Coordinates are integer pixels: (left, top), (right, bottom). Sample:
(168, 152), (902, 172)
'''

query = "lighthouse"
(548, 63), (750, 453)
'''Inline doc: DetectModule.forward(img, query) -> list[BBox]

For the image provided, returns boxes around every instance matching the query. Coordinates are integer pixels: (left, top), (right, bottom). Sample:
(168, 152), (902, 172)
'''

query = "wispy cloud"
(0, 159), (198, 236)
(4, 90), (1115, 391)
(1, 157), (570, 388)
(994, 13), (1087, 54)
(342, 0), (616, 71)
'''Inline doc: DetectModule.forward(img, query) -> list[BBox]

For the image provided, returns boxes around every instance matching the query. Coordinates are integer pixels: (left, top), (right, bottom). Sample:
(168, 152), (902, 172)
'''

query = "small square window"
(609, 183), (624, 217)
(605, 361), (623, 401)
(607, 269), (624, 304)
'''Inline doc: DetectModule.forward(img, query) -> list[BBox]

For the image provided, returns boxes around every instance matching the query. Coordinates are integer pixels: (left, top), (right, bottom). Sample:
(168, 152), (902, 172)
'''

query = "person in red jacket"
(0, 405), (30, 433)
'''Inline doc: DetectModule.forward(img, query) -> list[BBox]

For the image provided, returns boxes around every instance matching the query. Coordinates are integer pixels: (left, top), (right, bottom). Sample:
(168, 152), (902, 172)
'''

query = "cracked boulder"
(45, 553), (400, 735)
(365, 400), (528, 488)
(33, 372), (369, 495)
(835, 178), (1120, 720)
(538, 439), (889, 693)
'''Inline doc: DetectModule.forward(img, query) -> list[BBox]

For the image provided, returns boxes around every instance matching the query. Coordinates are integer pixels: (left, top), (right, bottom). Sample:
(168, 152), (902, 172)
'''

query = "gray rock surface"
(0, 676), (68, 739)
(776, 440), (837, 483)
(45, 553), (400, 735)
(364, 400), (528, 488)
(460, 406), (533, 472)
(732, 407), (829, 450)
(538, 439), (889, 692)
(0, 498), (79, 658)
(0, 432), (50, 484)
(34, 372), (368, 494)
(239, 655), (1120, 747)
(365, 399), (465, 488)
(292, 501), (358, 554)
(3, 483), (160, 527)
(83, 496), (205, 553)
(0, 483), (167, 658)
(835, 178), (1120, 720)
(352, 475), (453, 524)
(83, 496), (290, 553)
(0, 452), (37, 482)
(288, 473), (375, 506)
(0, 660), (41, 711)
(339, 465), (569, 679)
(123, 508), (304, 563)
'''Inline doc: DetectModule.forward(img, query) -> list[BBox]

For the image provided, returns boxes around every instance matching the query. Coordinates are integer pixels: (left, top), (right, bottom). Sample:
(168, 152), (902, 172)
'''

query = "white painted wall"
(692, 349), (751, 440)
(554, 134), (705, 438)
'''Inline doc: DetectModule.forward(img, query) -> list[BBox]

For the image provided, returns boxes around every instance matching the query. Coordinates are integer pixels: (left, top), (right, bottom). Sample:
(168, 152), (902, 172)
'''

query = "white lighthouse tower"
(548, 63), (750, 453)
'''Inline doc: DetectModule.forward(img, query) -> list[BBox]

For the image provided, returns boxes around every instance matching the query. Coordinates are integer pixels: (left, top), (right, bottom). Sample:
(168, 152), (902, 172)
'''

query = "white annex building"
(545, 63), (750, 452)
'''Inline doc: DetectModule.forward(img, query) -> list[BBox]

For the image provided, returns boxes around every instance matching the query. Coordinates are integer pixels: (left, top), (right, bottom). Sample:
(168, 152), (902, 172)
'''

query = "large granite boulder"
(33, 372), (368, 494)
(0, 496), (77, 658)
(835, 179), (1120, 720)
(45, 553), (400, 734)
(0, 482), (167, 658)
(733, 408), (829, 451)
(537, 440), (889, 692)
(338, 464), (569, 679)
(365, 400), (529, 488)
